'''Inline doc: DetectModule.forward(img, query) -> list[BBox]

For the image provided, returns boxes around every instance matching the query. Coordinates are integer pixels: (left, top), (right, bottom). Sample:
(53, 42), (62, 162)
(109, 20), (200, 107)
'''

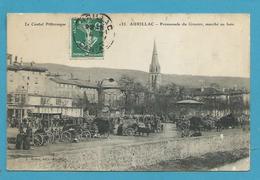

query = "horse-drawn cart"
(32, 125), (92, 146)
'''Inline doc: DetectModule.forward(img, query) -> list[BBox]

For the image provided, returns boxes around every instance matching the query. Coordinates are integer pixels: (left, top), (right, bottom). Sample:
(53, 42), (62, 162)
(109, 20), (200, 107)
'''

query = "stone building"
(7, 54), (48, 95)
(6, 54), (83, 122)
(7, 54), (124, 123)
(47, 77), (98, 103)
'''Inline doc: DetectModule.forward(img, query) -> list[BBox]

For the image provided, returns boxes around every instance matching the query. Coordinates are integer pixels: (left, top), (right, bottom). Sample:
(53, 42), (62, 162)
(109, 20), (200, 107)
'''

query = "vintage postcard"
(6, 13), (250, 171)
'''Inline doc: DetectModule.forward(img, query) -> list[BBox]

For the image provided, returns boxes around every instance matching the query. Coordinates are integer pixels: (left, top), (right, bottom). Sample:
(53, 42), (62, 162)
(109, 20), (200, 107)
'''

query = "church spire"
(153, 39), (157, 55)
(149, 40), (161, 73)
(149, 40), (161, 91)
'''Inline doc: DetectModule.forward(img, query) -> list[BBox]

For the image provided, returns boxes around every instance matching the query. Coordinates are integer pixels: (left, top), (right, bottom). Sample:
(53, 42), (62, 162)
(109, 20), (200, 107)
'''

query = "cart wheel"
(125, 128), (135, 136)
(61, 131), (71, 143)
(81, 131), (91, 141)
(33, 134), (43, 146)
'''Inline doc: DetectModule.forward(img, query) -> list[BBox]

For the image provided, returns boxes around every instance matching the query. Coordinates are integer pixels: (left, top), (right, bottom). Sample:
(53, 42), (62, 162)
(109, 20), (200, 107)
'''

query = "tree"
(118, 75), (148, 114)
(118, 75), (135, 112)
(153, 83), (180, 115)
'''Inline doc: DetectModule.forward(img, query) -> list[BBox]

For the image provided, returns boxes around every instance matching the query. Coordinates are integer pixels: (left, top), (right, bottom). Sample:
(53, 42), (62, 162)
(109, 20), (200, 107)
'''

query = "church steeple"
(149, 40), (161, 73)
(149, 40), (161, 91)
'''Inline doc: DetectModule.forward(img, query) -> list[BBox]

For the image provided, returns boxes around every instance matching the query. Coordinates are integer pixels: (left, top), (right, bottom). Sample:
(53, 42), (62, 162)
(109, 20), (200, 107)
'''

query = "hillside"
(39, 63), (250, 89)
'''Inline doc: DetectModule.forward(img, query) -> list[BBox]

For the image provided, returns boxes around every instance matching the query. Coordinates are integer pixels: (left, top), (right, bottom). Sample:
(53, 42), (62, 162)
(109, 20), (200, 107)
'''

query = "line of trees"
(73, 74), (249, 117)
(118, 74), (185, 115)
(117, 75), (249, 117)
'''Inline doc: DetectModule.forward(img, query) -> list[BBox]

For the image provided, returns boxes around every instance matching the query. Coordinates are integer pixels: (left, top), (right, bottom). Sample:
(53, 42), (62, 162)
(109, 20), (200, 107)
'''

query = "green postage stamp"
(71, 17), (104, 58)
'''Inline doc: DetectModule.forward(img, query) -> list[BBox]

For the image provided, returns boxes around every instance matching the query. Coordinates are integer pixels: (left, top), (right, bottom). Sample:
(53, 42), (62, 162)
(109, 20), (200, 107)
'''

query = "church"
(149, 40), (161, 92)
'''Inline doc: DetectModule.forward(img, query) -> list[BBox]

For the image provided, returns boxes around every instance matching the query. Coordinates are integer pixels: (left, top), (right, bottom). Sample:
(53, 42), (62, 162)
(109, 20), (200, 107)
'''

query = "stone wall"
(8, 132), (249, 171)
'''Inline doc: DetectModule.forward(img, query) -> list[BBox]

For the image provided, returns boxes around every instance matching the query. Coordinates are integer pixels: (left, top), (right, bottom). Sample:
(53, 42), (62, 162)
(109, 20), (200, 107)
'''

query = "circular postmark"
(71, 13), (115, 58)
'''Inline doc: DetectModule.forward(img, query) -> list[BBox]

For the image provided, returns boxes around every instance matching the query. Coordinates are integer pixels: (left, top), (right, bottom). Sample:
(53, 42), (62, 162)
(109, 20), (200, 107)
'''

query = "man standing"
(15, 127), (25, 150)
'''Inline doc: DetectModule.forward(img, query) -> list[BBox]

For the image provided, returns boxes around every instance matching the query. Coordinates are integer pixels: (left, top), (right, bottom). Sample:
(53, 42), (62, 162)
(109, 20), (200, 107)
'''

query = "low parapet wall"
(8, 132), (249, 171)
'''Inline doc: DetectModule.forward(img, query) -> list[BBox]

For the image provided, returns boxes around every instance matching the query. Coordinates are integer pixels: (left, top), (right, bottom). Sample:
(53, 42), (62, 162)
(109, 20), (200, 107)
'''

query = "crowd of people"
(9, 112), (249, 150)
(10, 114), (164, 150)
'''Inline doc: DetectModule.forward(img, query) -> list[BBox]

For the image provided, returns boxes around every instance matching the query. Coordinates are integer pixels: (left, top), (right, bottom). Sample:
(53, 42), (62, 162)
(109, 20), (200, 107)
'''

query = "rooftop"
(7, 63), (48, 72)
(49, 77), (97, 88)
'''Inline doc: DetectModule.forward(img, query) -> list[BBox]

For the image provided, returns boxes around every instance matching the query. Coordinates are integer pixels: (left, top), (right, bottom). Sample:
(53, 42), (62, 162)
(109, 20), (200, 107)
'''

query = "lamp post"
(97, 78), (114, 116)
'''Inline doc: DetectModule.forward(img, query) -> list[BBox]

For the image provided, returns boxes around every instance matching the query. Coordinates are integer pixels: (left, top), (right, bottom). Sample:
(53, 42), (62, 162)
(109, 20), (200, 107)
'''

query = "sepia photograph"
(6, 13), (250, 171)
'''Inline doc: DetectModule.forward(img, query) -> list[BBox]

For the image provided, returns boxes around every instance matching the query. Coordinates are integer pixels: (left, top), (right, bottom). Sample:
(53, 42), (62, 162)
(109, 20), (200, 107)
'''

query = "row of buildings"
(7, 41), (161, 123)
(7, 54), (123, 123)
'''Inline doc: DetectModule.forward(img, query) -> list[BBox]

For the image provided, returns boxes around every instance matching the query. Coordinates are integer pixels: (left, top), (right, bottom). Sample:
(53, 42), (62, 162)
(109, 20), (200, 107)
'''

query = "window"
(41, 97), (47, 105)
(7, 94), (13, 103)
(56, 98), (61, 105)
(21, 94), (26, 104)
(14, 94), (20, 103)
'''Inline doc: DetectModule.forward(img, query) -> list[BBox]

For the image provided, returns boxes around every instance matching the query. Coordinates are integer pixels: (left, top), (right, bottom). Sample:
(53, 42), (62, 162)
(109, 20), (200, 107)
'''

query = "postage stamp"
(71, 16), (104, 58)
(71, 14), (115, 59)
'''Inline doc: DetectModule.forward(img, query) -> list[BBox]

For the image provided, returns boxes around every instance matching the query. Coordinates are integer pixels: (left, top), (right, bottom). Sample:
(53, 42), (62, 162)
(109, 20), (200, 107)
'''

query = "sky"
(7, 14), (250, 77)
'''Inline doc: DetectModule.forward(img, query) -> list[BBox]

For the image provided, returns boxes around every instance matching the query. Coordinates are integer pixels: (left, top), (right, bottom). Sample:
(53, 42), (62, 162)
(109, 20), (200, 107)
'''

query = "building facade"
(7, 54), (124, 123)
(7, 54), (48, 95)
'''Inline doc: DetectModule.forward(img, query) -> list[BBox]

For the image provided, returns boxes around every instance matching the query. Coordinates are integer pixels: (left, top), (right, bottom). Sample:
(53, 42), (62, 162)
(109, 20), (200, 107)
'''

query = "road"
(7, 123), (249, 158)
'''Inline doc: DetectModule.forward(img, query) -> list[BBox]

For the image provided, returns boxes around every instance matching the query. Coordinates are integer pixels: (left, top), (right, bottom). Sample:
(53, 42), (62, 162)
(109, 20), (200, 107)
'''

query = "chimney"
(14, 56), (18, 62)
(7, 54), (13, 65)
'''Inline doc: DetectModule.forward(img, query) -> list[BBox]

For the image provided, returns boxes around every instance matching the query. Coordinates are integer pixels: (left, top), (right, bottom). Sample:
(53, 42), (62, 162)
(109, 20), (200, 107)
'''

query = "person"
(10, 116), (15, 128)
(22, 117), (28, 129)
(117, 123), (123, 136)
(23, 124), (32, 150)
(16, 127), (25, 150)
